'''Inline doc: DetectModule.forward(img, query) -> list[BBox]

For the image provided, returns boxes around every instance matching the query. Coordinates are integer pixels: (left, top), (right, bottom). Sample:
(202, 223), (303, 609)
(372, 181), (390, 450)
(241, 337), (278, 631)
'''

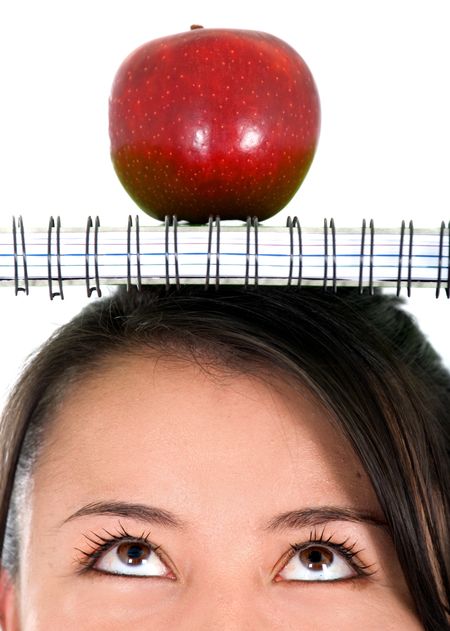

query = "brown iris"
(299, 546), (333, 571)
(117, 542), (151, 566)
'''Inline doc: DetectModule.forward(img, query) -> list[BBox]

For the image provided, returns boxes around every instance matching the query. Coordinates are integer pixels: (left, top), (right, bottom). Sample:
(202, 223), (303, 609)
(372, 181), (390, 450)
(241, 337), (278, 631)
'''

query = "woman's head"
(0, 285), (448, 630)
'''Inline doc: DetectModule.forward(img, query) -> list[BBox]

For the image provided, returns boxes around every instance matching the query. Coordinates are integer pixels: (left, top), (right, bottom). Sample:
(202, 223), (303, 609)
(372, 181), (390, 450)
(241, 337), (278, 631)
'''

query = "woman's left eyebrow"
(262, 506), (388, 532)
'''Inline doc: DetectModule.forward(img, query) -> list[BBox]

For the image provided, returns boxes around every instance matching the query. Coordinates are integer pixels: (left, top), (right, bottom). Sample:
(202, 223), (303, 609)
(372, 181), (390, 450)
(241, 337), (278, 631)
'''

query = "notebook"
(1, 215), (449, 299)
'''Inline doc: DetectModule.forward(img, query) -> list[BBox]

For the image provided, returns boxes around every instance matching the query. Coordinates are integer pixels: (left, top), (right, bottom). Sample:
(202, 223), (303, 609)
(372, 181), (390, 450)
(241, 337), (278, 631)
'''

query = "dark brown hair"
(0, 285), (449, 630)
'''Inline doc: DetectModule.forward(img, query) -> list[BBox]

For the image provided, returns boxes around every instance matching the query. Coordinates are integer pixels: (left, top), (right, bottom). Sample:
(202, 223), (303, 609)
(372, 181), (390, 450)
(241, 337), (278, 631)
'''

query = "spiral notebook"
(1, 215), (449, 299)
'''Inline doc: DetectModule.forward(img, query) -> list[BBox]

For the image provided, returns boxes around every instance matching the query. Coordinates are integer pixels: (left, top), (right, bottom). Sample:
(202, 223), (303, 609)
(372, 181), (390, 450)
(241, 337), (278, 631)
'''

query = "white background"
(0, 0), (449, 411)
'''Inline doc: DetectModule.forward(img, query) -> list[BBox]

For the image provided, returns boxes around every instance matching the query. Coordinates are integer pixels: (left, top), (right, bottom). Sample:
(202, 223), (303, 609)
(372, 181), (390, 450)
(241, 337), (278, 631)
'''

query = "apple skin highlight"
(109, 27), (321, 223)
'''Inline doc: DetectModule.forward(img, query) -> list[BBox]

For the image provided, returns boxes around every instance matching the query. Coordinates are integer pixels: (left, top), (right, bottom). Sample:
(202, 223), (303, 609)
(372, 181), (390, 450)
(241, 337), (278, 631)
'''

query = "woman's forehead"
(33, 354), (383, 527)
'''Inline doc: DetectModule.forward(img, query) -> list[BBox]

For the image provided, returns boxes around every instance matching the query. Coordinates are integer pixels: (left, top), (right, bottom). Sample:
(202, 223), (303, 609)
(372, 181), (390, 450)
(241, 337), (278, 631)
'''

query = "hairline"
(4, 341), (329, 585)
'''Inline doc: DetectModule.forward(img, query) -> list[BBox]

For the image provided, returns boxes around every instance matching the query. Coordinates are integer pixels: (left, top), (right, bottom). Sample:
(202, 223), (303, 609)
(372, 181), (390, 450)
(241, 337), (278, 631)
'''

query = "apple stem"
(190, 24), (204, 30)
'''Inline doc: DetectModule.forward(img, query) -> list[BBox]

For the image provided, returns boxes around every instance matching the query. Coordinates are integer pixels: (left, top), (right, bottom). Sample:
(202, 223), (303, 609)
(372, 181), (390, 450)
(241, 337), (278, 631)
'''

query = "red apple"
(109, 26), (321, 223)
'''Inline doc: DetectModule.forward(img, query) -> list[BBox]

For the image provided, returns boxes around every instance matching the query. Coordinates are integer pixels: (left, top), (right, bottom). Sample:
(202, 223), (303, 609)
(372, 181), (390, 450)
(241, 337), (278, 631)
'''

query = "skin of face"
(0, 354), (424, 630)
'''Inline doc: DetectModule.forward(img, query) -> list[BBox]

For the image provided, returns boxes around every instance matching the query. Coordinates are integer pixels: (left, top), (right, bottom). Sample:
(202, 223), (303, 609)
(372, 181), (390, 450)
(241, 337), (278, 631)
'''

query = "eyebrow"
(60, 501), (388, 532)
(262, 506), (388, 532)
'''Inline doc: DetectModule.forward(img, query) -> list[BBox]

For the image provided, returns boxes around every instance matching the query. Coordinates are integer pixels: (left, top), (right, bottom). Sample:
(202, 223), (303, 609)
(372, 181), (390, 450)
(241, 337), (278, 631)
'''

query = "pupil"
(308, 549), (323, 564)
(299, 546), (333, 571)
(118, 542), (150, 566)
(128, 545), (144, 560)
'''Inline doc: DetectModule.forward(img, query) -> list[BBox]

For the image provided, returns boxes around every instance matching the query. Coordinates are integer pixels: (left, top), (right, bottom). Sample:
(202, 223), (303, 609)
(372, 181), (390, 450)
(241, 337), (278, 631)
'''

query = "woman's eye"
(89, 538), (359, 582)
(93, 540), (171, 578)
(277, 544), (357, 582)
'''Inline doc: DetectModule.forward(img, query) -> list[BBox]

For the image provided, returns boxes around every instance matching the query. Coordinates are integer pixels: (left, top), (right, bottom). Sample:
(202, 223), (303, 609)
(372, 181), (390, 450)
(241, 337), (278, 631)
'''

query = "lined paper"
(0, 219), (448, 293)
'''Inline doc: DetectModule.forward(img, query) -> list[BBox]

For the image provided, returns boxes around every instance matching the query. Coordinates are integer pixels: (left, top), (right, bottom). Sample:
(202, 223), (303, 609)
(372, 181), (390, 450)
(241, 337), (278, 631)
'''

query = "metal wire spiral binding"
(442, 220), (450, 298)
(85, 216), (102, 298)
(330, 218), (337, 293)
(396, 220), (406, 297)
(322, 218), (338, 292)
(4, 214), (450, 299)
(285, 215), (303, 288)
(12, 216), (29, 295)
(358, 219), (366, 294)
(205, 215), (221, 290)
(164, 215), (181, 290)
(447, 221), (450, 299)
(323, 218), (328, 291)
(254, 216), (259, 287)
(244, 216), (259, 288)
(369, 219), (375, 295)
(47, 216), (64, 300)
(395, 220), (415, 297)
(407, 220), (414, 298)
(126, 215), (132, 292)
(444, 222), (448, 297)
(436, 221), (445, 298)
(136, 214), (142, 290)
(126, 215), (142, 292)
(358, 218), (377, 295)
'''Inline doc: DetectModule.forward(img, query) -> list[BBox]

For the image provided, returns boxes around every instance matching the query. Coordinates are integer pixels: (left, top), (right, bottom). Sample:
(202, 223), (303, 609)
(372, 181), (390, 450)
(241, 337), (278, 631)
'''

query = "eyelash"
(74, 521), (160, 575)
(287, 526), (377, 579)
(74, 522), (376, 579)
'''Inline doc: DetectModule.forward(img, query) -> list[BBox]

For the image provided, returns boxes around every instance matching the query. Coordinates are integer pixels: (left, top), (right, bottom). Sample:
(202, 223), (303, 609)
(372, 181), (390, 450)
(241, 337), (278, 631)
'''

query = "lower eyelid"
(84, 566), (175, 581)
(274, 574), (375, 589)
(86, 565), (374, 586)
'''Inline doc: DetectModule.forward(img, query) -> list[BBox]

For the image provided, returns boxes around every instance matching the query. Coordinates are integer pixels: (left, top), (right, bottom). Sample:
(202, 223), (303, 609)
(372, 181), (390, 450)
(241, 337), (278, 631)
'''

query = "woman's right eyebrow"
(60, 500), (388, 532)
(60, 500), (186, 529)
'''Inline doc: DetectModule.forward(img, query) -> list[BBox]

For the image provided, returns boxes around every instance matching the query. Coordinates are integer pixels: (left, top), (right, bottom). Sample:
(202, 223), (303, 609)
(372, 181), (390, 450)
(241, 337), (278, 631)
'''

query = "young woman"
(0, 285), (448, 630)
